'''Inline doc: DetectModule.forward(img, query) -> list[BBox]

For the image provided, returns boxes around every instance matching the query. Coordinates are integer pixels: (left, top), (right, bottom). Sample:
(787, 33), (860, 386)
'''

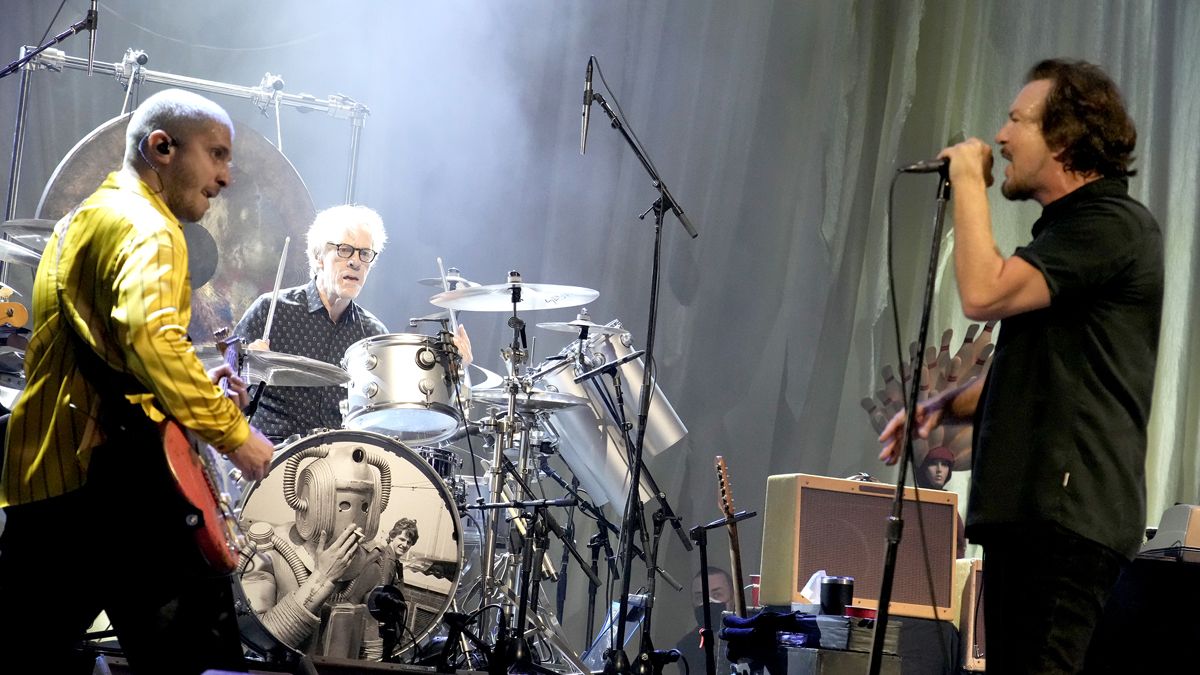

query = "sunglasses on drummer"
(326, 241), (378, 263)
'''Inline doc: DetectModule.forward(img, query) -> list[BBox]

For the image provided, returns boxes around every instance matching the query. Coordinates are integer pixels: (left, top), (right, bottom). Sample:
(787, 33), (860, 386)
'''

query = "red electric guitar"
(159, 328), (248, 573)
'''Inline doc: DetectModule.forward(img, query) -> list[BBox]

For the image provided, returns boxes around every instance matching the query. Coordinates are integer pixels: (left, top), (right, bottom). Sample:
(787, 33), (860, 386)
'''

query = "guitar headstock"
(716, 455), (736, 520)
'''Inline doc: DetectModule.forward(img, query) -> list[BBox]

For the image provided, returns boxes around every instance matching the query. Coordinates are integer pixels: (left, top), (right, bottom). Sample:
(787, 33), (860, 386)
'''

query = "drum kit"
(220, 268), (686, 669)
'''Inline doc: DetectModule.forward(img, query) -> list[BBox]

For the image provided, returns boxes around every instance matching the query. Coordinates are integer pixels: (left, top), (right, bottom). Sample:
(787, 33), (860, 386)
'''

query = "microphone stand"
(0, 7), (96, 80)
(867, 170), (952, 674)
(590, 89), (697, 675)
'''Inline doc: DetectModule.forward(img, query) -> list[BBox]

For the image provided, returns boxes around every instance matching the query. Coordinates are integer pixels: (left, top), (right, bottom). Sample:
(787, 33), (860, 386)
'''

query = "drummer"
(234, 204), (470, 442)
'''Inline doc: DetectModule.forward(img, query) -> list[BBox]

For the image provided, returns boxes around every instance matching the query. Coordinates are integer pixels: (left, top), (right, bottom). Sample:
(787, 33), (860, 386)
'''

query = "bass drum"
(234, 430), (462, 662)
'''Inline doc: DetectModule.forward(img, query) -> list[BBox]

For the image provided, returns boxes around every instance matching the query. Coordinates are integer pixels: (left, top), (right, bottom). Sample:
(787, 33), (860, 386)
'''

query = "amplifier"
(759, 474), (958, 620)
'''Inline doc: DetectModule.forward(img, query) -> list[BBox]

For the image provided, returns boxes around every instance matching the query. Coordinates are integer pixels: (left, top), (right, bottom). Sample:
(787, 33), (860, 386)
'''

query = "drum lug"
(364, 381), (379, 398)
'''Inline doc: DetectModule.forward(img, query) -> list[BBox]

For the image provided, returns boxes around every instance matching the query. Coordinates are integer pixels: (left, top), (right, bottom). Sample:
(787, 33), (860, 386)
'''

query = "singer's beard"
(1000, 174), (1036, 202)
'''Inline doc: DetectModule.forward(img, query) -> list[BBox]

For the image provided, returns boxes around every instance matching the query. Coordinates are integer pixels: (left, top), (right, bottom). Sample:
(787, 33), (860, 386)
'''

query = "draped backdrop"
(2, 0), (1198, 650)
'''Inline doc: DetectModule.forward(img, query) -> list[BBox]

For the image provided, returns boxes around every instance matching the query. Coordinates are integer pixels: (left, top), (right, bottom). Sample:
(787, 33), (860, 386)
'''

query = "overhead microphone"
(579, 56), (594, 155)
(86, 0), (98, 76)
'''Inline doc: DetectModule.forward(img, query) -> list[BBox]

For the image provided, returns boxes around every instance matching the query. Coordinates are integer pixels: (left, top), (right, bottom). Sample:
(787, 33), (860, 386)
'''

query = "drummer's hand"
(454, 324), (473, 366)
(227, 427), (274, 481)
(247, 338), (270, 351)
(207, 362), (251, 409)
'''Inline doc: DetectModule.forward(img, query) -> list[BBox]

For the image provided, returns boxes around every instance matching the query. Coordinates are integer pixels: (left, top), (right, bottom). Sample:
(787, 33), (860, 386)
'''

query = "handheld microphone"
(87, 0), (98, 76)
(580, 56), (594, 155)
(899, 157), (949, 174)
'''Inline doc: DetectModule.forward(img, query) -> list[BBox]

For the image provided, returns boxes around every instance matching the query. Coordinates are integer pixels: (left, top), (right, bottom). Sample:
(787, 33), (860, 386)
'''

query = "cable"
(38, 0), (70, 45)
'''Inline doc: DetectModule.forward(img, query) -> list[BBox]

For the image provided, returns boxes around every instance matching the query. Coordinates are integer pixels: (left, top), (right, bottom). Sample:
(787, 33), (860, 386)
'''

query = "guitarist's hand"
(228, 427), (274, 481)
(207, 362), (251, 409)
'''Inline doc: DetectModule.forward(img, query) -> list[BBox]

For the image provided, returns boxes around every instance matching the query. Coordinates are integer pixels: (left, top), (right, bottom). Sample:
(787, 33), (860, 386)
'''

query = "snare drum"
(234, 430), (463, 661)
(342, 333), (462, 444)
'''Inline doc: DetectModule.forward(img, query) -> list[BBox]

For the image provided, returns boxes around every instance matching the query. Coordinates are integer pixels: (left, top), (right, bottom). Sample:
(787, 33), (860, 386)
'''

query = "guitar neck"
(726, 522), (747, 616)
(716, 455), (749, 616)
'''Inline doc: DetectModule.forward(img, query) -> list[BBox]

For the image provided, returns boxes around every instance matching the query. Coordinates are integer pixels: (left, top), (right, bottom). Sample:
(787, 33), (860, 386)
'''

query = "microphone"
(899, 157), (948, 174)
(87, 0), (98, 76)
(579, 56), (594, 155)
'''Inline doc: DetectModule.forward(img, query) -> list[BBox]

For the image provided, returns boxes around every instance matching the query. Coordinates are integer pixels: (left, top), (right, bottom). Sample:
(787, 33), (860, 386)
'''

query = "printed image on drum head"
(234, 430), (462, 661)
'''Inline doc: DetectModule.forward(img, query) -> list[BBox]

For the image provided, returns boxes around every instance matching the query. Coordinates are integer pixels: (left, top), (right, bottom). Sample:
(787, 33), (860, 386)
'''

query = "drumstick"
(436, 257), (472, 388)
(262, 236), (291, 344)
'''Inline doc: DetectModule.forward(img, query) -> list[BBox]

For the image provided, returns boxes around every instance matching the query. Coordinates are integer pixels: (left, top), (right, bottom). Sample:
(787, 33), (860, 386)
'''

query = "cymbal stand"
(478, 272), (530, 634)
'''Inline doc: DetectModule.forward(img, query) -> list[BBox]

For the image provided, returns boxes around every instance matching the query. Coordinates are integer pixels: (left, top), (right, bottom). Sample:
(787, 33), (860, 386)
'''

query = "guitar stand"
(688, 511), (756, 675)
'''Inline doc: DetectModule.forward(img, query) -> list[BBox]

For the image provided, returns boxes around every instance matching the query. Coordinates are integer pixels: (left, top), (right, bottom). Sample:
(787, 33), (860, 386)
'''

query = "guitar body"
(158, 329), (248, 573)
(160, 418), (243, 573)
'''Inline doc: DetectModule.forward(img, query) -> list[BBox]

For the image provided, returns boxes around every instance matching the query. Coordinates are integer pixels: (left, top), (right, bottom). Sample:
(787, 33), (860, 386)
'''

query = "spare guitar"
(159, 327), (249, 573)
(715, 455), (747, 617)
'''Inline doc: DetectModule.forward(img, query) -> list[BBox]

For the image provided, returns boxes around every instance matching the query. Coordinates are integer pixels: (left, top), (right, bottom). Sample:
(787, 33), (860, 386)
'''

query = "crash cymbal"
(195, 346), (350, 387)
(0, 239), (41, 268)
(470, 387), (589, 411)
(431, 282), (598, 312)
(536, 318), (628, 336)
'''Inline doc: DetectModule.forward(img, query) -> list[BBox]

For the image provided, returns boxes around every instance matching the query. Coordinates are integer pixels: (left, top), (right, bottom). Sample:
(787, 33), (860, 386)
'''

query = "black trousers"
(976, 522), (1126, 675)
(0, 416), (246, 674)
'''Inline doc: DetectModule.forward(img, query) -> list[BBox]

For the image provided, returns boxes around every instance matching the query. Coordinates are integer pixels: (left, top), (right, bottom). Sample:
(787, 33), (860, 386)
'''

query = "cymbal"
(195, 346), (350, 387)
(536, 318), (628, 336)
(431, 282), (598, 312)
(467, 363), (504, 390)
(470, 387), (589, 411)
(418, 275), (480, 289)
(0, 238), (41, 268)
(0, 218), (55, 240)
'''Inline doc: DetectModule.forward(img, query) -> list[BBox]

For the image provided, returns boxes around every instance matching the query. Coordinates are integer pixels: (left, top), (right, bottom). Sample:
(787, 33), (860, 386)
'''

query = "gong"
(36, 114), (315, 341)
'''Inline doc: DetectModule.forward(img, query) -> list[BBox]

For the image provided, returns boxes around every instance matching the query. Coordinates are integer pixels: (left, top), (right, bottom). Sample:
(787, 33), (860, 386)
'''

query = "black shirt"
(234, 279), (388, 441)
(966, 177), (1163, 559)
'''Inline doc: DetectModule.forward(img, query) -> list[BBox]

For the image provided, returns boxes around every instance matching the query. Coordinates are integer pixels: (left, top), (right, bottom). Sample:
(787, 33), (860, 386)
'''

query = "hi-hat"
(195, 346), (350, 387)
(431, 282), (598, 312)
(467, 363), (504, 390)
(536, 318), (628, 336)
(418, 274), (480, 289)
(0, 218), (56, 243)
(0, 238), (42, 268)
(470, 387), (590, 411)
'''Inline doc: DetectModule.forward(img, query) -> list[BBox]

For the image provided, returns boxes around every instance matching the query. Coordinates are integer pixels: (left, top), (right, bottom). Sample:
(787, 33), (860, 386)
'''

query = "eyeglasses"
(326, 241), (378, 263)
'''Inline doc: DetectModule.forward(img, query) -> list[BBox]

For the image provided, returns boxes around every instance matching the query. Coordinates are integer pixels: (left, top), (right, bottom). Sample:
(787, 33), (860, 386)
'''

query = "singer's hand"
(938, 137), (994, 188)
(247, 339), (270, 351)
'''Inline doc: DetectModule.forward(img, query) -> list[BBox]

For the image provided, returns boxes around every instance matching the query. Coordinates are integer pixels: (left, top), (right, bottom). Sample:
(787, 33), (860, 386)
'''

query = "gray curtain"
(2, 0), (1197, 652)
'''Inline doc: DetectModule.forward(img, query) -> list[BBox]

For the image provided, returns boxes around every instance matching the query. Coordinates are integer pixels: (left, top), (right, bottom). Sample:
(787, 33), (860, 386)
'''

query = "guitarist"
(0, 90), (274, 674)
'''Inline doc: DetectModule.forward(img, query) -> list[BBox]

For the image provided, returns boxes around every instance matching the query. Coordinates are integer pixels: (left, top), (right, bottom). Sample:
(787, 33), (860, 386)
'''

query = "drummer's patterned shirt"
(234, 279), (386, 441)
(1, 171), (250, 506)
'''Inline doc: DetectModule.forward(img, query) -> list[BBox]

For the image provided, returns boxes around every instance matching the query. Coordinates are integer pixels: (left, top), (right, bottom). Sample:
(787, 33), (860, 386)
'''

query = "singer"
(879, 59), (1162, 673)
